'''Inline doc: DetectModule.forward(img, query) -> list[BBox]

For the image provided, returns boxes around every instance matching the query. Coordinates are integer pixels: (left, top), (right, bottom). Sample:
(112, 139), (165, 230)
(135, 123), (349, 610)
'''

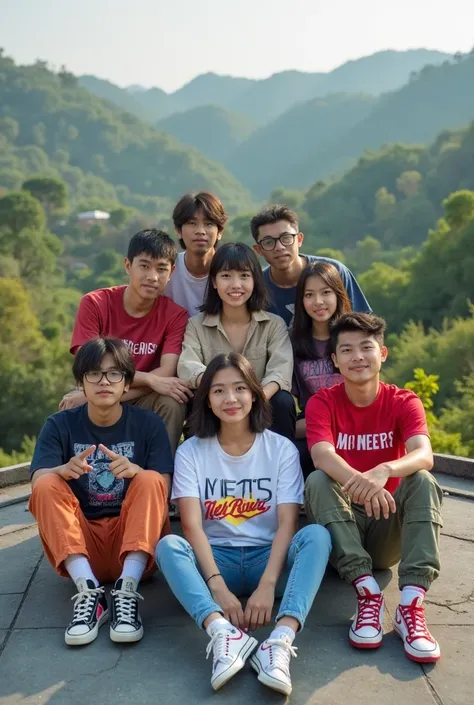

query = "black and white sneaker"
(65, 578), (109, 646)
(110, 577), (144, 643)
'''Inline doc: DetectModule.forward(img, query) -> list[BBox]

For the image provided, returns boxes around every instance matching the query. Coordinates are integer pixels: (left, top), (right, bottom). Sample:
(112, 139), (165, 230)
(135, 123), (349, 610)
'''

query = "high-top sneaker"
(394, 597), (441, 662)
(65, 578), (108, 646)
(205, 624), (257, 691)
(110, 577), (144, 643)
(349, 583), (384, 649)
(250, 635), (297, 696)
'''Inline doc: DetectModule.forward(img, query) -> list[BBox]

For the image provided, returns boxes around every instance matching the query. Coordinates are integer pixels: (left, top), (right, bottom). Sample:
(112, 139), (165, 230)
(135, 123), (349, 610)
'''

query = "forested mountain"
(156, 106), (257, 163)
(0, 53), (253, 212)
(80, 49), (449, 126)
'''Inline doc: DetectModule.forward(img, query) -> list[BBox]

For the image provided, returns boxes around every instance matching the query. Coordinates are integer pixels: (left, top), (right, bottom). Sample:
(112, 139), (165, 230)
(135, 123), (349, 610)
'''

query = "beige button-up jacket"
(177, 310), (293, 391)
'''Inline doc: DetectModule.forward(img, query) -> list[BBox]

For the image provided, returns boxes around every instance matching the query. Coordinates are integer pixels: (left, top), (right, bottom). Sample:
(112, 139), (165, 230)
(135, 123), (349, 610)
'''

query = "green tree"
(396, 170), (422, 198)
(0, 190), (46, 234)
(22, 176), (68, 214)
(0, 116), (19, 142)
(442, 189), (474, 230)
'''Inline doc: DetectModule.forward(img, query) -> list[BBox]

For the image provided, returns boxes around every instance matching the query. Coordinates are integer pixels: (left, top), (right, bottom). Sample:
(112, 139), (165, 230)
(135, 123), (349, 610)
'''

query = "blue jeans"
(156, 524), (331, 630)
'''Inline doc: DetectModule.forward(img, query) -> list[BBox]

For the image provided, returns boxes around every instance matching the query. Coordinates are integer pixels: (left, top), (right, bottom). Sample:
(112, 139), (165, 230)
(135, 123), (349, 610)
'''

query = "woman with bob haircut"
(156, 352), (331, 696)
(177, 242), (296, 439)
(291, 262), (352, 477)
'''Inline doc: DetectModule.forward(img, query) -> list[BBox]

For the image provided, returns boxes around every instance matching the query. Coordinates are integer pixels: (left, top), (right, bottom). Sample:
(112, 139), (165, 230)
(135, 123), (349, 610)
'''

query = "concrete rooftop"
(0, 475), (473, 705)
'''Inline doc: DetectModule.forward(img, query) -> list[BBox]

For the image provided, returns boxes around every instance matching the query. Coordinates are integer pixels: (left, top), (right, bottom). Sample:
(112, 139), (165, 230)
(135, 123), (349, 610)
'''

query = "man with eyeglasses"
(29, 337), (172, 647)
(251, 205), (370, 327)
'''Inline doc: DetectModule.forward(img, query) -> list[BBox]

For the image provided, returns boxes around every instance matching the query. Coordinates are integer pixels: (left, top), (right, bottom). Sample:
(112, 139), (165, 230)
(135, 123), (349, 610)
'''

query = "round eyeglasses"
(258, 232), (297, 251)
(84, 370), (125, 384)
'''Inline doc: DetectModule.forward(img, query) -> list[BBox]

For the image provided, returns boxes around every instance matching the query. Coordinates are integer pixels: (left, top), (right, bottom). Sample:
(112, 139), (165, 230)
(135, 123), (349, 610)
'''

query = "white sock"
(64, 554), (98, 587)
(400, 585), (426, 606)
(120, 551), (148, 584)
(270, 625), (296, 643)
(353, 574), (381, 597)
(206, 617), (230, 637)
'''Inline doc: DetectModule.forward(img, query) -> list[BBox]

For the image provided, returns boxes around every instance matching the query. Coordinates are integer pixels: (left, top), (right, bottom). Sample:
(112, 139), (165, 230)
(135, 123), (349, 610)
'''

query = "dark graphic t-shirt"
(30, 405), (173, 519)
(292, 339), (344, 411)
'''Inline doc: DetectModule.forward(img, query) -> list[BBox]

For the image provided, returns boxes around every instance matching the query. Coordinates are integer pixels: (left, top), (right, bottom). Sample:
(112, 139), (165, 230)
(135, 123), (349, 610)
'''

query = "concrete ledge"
(0, 462), (30, 488)
(434, 453), (474, 480)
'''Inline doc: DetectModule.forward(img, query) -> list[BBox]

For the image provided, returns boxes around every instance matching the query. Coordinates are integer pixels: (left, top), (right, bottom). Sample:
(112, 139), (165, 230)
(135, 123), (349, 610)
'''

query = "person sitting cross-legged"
(156, 352), (331, 696)
(29, 337), (172, 646)
(304, 313), (443, 663)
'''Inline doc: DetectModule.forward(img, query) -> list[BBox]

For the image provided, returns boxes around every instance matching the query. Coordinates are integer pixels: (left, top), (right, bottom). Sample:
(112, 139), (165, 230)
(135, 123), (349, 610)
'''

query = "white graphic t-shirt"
(172, 430), (304, 546)
(164, 252), (209, 317)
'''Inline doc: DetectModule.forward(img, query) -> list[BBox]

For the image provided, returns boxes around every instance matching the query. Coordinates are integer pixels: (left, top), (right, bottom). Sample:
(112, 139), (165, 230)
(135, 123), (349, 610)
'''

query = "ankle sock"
(64, 555), (98, 587)
(206, 617), (231, 636)
(400, 585), (426, 606)
(353, 574), (381, 596)
(270, 625), (296, 643)
(120, 551), (148, 584)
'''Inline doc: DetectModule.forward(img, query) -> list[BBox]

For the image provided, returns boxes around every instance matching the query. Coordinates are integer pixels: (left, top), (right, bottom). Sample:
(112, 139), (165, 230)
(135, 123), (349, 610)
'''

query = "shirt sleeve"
(305, 392), (335, 451)
(30, 417), (67, 475)
(336, 263), (372, 313)
(161, 304), (189, 357)
(171, 443), (201, 500)
(398, 393), (430, 441)
(261, 316), (294, 391)
(177, 317), (207, 388)
(144, 415), (174, 474)
(70, 294), (102, 353)
(276, 439), (304, 504)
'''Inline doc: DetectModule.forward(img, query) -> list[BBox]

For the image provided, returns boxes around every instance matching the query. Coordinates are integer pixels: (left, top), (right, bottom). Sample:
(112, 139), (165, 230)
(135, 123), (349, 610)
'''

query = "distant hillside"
(227, 93), (378, 197)
(157, 106), (257, 163)
(80, 49), (450, 128)
(0, 55), (253, 212)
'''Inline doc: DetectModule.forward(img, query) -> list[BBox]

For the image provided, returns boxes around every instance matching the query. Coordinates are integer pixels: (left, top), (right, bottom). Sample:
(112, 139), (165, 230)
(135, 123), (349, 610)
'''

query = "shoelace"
(399, 604), (433, 643)
(70, 585), (105, 624)
(110, 587), (143, 623)
(206, 630), (232, 664)
(355, 593), (383, 630)
(265, 639), (297, 674)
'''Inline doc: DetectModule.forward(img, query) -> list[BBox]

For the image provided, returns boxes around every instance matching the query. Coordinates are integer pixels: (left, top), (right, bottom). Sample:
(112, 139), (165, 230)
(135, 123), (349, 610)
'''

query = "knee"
(305, 468), (333, 497)
(31, 472), (67, 496)
(405, 469), (442, 504)
(270, 390), (296, 413)
(296, 523), (332, 552)
(159, 394), (186, 418)
(155, 533), (189, 566)
(129, 470), (167, 499)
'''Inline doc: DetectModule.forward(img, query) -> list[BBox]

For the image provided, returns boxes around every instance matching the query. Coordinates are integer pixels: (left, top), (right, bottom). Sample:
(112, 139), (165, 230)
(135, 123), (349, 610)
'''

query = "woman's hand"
(209, 579), (244, 629)
(244, 582), (275, 631)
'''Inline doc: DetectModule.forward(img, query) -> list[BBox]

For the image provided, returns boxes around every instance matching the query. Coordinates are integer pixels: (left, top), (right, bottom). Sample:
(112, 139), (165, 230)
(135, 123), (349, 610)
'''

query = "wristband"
(205, 572), (221, 584)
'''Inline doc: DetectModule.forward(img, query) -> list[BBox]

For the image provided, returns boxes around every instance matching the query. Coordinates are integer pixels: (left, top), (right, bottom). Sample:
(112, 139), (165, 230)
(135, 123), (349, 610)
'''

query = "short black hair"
(127, 228), (177, 265)
(189, 353), (272, 438)
(330, 313), (386, 350)
(173, 192), (227, 249)
(201, 243), (269, 314)
(72, 337), (135, 385)
(250, 205), (299, 242)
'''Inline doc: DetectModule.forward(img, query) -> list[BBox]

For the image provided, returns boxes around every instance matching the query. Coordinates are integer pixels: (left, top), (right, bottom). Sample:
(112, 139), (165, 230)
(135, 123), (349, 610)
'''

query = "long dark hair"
(291, 262), (352, 362)
(189, 353), (272, 438)
(200, 243), (269, 315)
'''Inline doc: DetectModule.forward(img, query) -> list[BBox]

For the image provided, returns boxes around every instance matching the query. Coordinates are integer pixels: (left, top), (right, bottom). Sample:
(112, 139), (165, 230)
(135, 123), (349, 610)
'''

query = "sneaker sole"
(393, 622), (441, 663)
(110, 624), (144, 643)
(349, 632), (383, 649)
(250, 654), (292, 696)
(211, 636), (258, 691)
(65, 609), (109, 646)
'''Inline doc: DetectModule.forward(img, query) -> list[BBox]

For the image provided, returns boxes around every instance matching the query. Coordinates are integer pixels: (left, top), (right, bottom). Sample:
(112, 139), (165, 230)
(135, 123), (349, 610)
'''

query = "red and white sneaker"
(394, 598), (441, 663)
(349, 585), (384, 649)
(206, 625), (257, 691)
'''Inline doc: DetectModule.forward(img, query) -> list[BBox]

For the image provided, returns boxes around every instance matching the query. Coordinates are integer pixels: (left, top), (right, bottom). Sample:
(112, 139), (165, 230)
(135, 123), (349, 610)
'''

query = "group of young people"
(29, 193), (443, 696)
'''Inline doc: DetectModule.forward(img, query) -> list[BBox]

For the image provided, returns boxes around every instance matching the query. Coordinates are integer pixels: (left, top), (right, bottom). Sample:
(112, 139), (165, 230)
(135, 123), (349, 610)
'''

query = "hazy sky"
(1, 0), (473, 92)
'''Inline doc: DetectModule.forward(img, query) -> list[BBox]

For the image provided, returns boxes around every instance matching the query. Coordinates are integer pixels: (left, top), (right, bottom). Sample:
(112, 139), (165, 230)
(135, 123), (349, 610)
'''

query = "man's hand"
(209, 579), (244, 629)
(59, 390), (86, 410)
(342, 464), (392, 504)
(58, 445), (96, 480)
(364, 488), (397, 520)
(99, 444), (140, 479)
(244, 583), (275, 631)
(148, 375), (193, 404)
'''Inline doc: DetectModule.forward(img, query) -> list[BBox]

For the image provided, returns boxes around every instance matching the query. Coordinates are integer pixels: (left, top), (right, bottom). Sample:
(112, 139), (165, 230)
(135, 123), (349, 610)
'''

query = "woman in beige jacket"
(178, 243), (295, 439)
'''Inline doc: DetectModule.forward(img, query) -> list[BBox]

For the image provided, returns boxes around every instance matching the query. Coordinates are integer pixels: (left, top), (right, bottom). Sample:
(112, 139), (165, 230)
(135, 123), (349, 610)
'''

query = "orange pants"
(29, 471), (170, 583)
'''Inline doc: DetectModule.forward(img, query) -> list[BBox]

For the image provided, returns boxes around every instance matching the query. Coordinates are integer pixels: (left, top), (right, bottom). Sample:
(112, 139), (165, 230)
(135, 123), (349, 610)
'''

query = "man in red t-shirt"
(61, 229), (192, 453)
(304, 312), (443, 664)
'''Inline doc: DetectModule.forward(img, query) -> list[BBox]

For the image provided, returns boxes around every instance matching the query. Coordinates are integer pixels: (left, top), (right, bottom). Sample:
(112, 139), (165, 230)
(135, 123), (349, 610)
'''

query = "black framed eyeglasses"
(258, 232), (298, 251)
(84, 370), (125, 384)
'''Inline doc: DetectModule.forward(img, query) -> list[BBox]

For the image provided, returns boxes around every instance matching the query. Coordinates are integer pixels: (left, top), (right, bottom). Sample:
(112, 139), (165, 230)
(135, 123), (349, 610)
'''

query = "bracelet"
(205, 572), (221, 584)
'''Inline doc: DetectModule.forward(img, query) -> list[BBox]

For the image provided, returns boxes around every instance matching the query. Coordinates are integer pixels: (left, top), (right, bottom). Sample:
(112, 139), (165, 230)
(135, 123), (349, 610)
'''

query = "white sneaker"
(394, 598), (441, 663)
(206, 625), (257, 691)
(349, 585), (384, 649)
(250, 636), (297, 696)
(65, 578), (108, 646)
